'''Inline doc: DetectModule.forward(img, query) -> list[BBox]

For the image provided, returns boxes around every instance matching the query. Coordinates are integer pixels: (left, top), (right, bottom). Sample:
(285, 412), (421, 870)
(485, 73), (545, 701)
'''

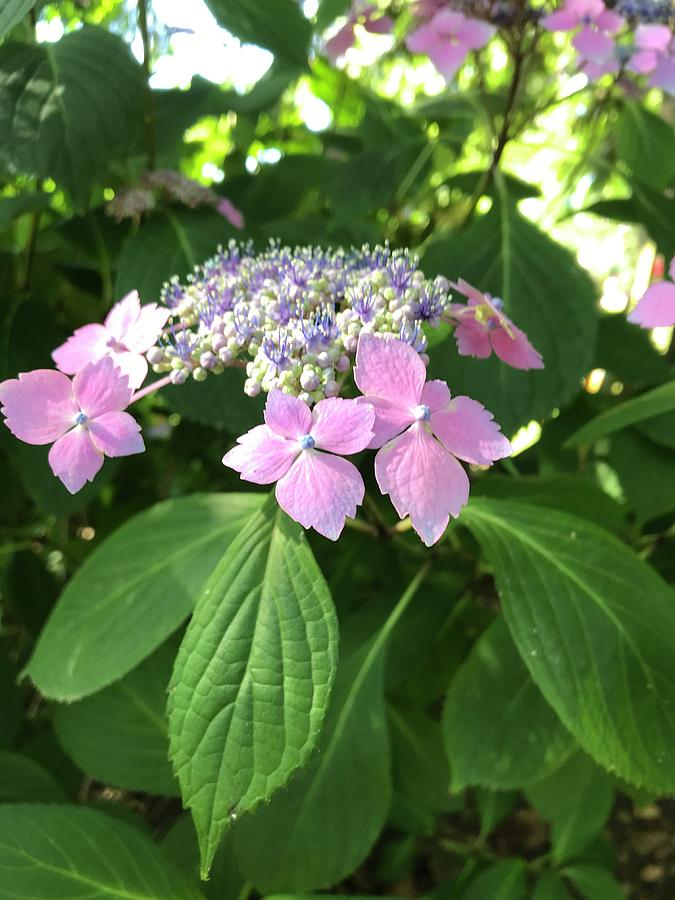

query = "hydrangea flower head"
(406, 9), (495, 80)
(0, 356), (144, 493)
(52, 291), (169, 389)
(447, 278), (544, 371)
(542, 0), (625, 63)
(354, 335), (511, 546)
(223, 391), (375, 540)
(628, 257), (675, 327)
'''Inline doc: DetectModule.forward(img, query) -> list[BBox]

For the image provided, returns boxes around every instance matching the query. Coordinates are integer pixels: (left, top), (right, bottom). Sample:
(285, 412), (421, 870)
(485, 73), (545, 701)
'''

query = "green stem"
(344, 517), (379, 538)
(137, 0), (157, 170)
(373, 559), (432, 653)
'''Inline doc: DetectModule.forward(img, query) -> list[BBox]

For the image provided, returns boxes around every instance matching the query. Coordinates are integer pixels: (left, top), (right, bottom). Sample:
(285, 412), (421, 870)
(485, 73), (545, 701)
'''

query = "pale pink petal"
(430, 9), (466, 33)
(406, 22), (439, 54)
(88, 411), (144, 458)
(650, 56), (675, 93)
(431, 396), (511, 465)
(573, 27), (614, 63)
(669, 257), (675, 282)
(595, 9), (624, 32)
(364, 14), (393, 34)
(0, 370), (77, 444)
(583, 56), (619, 78)
(275, 451), (365, 541)
(104, 292), (142, 341)
(264, 390), (312, 440)
(72, 357), (133, 419)
(360, 396), (415, 450)
(454, 318), (492, 359)
(571, 0), (606, 19)
(635, 24), (671, 52)
(629, 49), (659, 75)
(310, 397), (374, 455)
(325, 22), (356, 59)
(48, 427), (104, 494)
(354, 334), (425, 411)
(222, 424), (298, 484)
(450, 278), (488, 306)
(490, 324), (544, 370)
(122, 303), (170, 353)
(628, 282), (675, 328)
(51, 324), (109, 375)
(456, 18), (495, 50)
(430, 42), (469, 79)
(541, 10), (580, 31)
(375, 424), (469, 547)
(421, 379), (451, 413)
(107, 350), (148, 391)
(217, 198), (245, 230)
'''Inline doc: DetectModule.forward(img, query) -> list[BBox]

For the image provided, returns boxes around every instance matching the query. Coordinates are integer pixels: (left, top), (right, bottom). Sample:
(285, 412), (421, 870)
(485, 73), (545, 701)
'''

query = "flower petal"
(122, 303), (170, 353)
(573, 27), (614, 63)
(360, 396), (415, 449)
(406, 21), (439, 54)
(354, 334), (426, 411)
(595, 9), (624, 32)
(217, 198), (245, 230)
(456, 18), (495, 50)
(628, 282), (675, 328)
(264, 390), (312, 440)
(51, 324), (109, 375)
(454, 318), (492, 359)
(490, 323), (544, 370)
(669, 257), (675, 282)
(310, 396), (374, 454)
(275, 450), (365, 541)
(72, 357), (133, 418)
(429, 42), (469, 79)
(88, 411), (144, 457)
(541, 9), (580, 31)
(449, 277), (488, 305)
(48, 427), (104, 494)
(431, 396), (511, 465)
(325, 22), (356, 59)
(104, 292), (142, 341)
(108, 350), (149, 391)
(375, 423), (469, 547)
(629, 49), (659, 75)
(421, 379), (451, 412)
(222, 424), (298, 484)
(635, 23), (672, 52)
(649, 56), (675, 94)
(0, 369), (77, 444)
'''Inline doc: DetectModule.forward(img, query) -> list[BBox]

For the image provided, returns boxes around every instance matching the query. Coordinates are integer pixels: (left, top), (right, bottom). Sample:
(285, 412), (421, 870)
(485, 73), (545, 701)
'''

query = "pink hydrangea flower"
(222, 391), (375, 540)
(0, 356), (144, 494)
(447, 278), (544, 370)
(52, 291), (170, 390)
(406, 9), (495, 80)
(628, 25), (675, 93)
(325, 2), (393, 60)
(354, 335), (511, 547)
(542, 0), (624, 64)
(628, 257), (675, 328)
(217, 197), (245, 230)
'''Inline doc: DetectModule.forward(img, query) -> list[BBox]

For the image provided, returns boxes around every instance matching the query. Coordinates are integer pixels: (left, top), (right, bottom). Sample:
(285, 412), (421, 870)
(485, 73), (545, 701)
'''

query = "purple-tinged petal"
(582, 56), (619, 78)
(406, 21), (439, 54)
(325, 22), (356, 59)
(629, 49), (659, 74)
(375, 423), (469, 547)
(48, 427), (104, 494)
(429, 42), (469, 79)
(223, 424), (298, 484)
(421, 379), (451, 413)
(541, 9), (580, 31)
(571, 0), (606, 19)
(107, 350), (149, 391)
(431, 9), (466, 32)
(634, 23), (670, 51)
(122, 303), (170, 353)
(275, 450), (365, 541)
(628, 281), (675, 328)
(88, 411), (144, 458)
(669, 257), (675, 282)
(454, 318), (492, 359)
(72, 357), (133, 419)
(310, 397), (374, 455)
(51, 324), (109, 375)
(0, 369), (78, 445)
(360, 396), (415, 449)
(456, 18), (495, 50)
(364, 14), (393, 34)
(217, 198), (245, 230)
(573, 27), (614, 63)
(595, 9), (624, 32)
(490, 324), (544, 370)
(449, 277), (489, 306)
(264, 390), (312, 440)
(649, 56), (675, 94)
(354, 334), (426, 411)
(431, 396), (511, 465)
(104, 291), (142, 341)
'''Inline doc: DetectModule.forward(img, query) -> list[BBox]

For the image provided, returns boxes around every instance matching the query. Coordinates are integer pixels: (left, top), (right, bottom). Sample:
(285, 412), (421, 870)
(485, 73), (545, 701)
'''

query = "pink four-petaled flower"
(628, 257), (675, 328)
(0, 356), (144, 494)
(406, 9), (495, 80)
(629, 25), (675, 94)
(223, 391), (375, 540)
(542, 0), (624, 64)
(447, 278), (544, 371)
(354, 335), (511, 547)
(52, 290), (169, 390)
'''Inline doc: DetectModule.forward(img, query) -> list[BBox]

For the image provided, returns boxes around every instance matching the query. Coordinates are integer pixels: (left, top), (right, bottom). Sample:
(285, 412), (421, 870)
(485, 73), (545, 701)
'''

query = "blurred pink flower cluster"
(629, 257), (675, 328)
(406, 6), (495, 80)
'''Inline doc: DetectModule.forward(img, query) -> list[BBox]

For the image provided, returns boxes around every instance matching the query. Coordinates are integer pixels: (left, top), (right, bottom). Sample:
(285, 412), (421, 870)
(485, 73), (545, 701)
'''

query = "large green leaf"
(0, 28), (144, 206)
(610, 429), (675, 524)
(25, 493), (263, 701)
(526, 753), (613, 864)
(461, 860), (526, 900)
(163, 367), (264, 434)
(561, 865), (624, 900)
(443, 617), (574, 791)
(463, 499), (675, 793)
(54, 642), (178, 795)
(422, 195), (597, 433)
(0, 804), (202, 898)
(0, 0), (34, 40)
(0, 752), (68, 803)
(617, 101), (675, 191)
(204, 0), (310, 67)
(168, 496), (338, 877)
(566, 380), (675, 446)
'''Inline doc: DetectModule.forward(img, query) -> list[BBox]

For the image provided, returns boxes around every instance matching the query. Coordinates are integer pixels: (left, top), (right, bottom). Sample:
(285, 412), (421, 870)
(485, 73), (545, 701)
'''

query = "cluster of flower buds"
(145, 241), (457, 407)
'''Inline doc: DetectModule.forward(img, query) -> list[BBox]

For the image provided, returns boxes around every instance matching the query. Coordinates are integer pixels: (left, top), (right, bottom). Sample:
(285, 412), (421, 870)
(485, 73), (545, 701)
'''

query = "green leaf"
(0, 804), (202, 898)
(0, 29), (144, 206)
(585, 186), (675, 260)
(610, 429), (675, 524)
(115, 208), (237, 302)
(566, 380), (675, 446)
(0, 752), (68, 803)
(0, 0), (34, 40)
(561, 864), (624, 900)
(54, 642), (178, 795)
(204, 0), (310, 68)
(595, 314), (670, 389)
(533, 872), (572, 900)
(0, 656), (21, 750)
(463, 499), (675, 793)
(423, 195), (597, 433)
(168, 496), (338, 878)
(25, 493), (264, 701)
(617, 102), (675, 191)
(0, 192), (50, 226)
(461, 860), (526, 900)
(526, 753), (613, 863)
(443, 617), (574, 791)
(164, 367), (264, 434)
